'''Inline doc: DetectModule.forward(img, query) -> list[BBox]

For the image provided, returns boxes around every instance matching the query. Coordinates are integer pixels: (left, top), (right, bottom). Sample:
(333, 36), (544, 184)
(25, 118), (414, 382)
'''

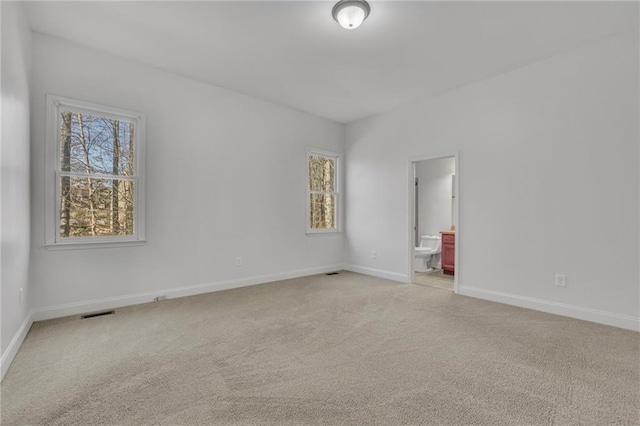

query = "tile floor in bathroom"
(414, 269), (454, 290)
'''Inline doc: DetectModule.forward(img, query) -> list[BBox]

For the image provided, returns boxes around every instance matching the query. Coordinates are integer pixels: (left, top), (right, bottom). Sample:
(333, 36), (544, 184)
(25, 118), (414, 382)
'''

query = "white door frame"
(408, 151), (460, 293)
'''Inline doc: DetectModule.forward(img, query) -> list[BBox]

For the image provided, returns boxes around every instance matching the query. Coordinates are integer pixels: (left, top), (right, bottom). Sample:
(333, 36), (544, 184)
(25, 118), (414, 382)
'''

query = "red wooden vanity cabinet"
(440, 232), (455, 275)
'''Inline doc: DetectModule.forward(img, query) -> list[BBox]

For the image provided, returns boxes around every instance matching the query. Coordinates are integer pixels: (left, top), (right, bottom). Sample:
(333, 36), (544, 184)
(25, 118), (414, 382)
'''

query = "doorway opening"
(409, 153), (459, 292)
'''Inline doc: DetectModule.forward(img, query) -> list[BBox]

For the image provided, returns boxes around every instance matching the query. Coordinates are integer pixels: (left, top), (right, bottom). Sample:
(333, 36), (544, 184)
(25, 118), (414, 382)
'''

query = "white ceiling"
(26, 1), (638, 123)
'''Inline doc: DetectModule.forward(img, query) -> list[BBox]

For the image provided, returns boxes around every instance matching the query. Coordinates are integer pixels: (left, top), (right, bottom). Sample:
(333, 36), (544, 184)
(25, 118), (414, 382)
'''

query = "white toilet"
(414, 235), (442, 273)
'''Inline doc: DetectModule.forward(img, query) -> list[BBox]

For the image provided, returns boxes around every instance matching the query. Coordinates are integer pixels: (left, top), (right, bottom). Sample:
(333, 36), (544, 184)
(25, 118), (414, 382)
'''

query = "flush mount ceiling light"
(332, 0), (371, 30)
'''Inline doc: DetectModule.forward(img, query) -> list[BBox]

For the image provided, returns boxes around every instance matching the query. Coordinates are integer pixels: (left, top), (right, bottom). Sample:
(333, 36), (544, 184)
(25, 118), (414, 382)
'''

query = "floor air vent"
(81, 310), (115, 319)
(326, 272), (340, 276)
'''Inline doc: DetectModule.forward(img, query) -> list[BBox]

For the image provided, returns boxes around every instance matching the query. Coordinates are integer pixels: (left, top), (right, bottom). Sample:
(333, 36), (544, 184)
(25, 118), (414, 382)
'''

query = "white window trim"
(306, 148), (342, 235)
(44, 94), (146, 250)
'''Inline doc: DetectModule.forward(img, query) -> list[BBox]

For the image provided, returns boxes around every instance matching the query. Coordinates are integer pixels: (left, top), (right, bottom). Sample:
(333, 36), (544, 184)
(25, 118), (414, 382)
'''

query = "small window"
(307, 149), (340, 233)
(45, 95), (146, 249)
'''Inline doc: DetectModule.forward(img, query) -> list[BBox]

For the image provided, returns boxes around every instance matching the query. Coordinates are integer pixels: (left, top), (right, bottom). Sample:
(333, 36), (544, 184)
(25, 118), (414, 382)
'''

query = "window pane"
(309, 193), (336, 230)
(59, 176), (135, 238)
(59, 111), (135, 176)
(308, 155), (335, 192)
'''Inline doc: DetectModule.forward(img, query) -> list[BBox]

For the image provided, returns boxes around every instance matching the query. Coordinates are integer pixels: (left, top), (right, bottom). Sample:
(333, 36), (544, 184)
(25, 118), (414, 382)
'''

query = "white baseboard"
(1, 311), (34, 382)
(32, 264), (345, 322)
(343, 264), (409, 283)
(458, 286), (640, 332)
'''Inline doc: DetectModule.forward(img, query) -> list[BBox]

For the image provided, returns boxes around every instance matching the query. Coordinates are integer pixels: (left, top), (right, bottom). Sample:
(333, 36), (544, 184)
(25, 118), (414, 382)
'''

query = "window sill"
(306, 231), (343, 237)
(44, 239), (146, 251)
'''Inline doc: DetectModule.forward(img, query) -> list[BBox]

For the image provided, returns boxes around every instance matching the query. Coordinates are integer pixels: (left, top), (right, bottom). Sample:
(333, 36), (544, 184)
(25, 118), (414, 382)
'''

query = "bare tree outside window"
(58, 110), (136, 238)
(308, 152), (338, 231)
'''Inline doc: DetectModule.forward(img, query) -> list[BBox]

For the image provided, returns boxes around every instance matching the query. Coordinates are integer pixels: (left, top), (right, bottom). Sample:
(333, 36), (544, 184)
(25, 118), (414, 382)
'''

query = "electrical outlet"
(154, 295), (167, 302)
(371, 250), (377, 259)
(555, 274), (566, 287)
(355, 250), (360, 257)
(235, 257), (243, 267)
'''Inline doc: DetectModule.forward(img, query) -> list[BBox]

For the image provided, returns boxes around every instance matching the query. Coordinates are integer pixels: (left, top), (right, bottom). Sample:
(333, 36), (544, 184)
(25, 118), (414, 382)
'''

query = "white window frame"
(44, 94), (146, 250)
(306, 148), (341, 235)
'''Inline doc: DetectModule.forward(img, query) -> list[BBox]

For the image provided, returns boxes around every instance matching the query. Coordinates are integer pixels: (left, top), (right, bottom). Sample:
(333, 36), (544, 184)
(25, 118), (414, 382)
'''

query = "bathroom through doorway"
(409, 153), (459, 292)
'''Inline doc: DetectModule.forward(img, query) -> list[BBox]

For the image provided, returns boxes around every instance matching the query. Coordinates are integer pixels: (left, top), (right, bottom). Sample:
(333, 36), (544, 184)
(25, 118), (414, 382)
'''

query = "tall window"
(307, 149), (340, 233)
(45, 95), (145, 248)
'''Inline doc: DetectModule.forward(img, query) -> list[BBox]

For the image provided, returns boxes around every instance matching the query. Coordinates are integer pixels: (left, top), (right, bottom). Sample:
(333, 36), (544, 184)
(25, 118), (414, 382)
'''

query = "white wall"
(345, 31), (639, 329)
(415, 157), (455, 239)
(29, 34), (344, 314)
(1, 1), (32, 362)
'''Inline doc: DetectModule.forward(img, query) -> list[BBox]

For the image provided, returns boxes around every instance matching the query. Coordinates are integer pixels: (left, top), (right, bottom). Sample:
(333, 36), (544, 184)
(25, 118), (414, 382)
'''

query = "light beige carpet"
(1, 272), (638, 425)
